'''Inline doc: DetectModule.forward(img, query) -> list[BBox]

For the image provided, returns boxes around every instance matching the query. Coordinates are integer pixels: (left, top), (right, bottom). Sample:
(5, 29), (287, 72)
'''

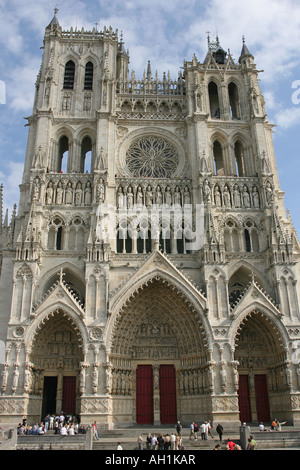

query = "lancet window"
(208, 81), (220, 119)
(84, 61), (94, 90)
(63, 60), (75, 89)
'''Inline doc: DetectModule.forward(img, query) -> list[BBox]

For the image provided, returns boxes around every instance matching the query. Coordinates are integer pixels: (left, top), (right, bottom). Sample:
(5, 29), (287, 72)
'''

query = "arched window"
(228, 82), (240, 119)
(213, 141), (225, 176)
(234, 141), (246, 177)
(244, 229), (251, 252)
(58, 136), (69, 173)
(48, 217), (64, 251)
(84, 61), (94, 90)
(81, 136), (92, 173)
(56, 226), (63, 250)
(63, 60), (75, 89)
(208, 81), (220, 119)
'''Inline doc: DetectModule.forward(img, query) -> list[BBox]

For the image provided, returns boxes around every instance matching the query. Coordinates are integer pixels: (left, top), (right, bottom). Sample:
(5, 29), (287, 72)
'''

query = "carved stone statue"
(65, 182), (73, 204)
(56, 181), (64, 205)
(75, 182), (83, 206)
(46, 182), (54, 205)
(242, 185), (251, 208)
(84, 181), (92, 206)
(97, 178), (105, 204)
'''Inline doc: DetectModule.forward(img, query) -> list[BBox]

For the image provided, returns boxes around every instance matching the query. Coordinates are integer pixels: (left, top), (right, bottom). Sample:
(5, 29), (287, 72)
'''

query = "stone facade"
(0, 11), (300, 428)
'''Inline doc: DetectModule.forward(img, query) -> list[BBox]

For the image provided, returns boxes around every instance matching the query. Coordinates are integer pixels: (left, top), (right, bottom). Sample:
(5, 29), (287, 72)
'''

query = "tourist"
(32, 424), (38, 435)
(214, 444), (222, 450)
(60, 424), (68, 435)
(250, 435), (257, 449)
(208, 420), (214, 438)
(164, 434), (171, 450)
(276, 419), (287, 431)
(216, 423), (224, 442)
(271, 419), (276, 430)
(175, 421), (182, 436)
(78, 423), (86, 434)
(146, 433), (152, 449)
(247, 437), (255, 450)
(117, 442), (123, 450)
(200, 422), (206, 440)
(204, 421), (209, 440)
(49, 414), (54, 430)
(259, 422), (265, 431)
(194, 422), (199, 439)
(189, 422), (194, 439)
(157, 434), (165, 450)
(38, 422), (45, 434)
(54, 418), (59, 434)
(151, 434), (158, 450)
(226, 438), (236, 450)
(93, 421), (99, 440)
(44, 414), (50, 431)
(138, 434), (143, 450)
(68, 424), (75, 435)
(170, 432), (176, 450)
(175, 433), (181, 450)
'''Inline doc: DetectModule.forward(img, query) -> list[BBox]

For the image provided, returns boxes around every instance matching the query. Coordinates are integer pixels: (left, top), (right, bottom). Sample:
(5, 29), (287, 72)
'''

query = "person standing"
(207, 420), (214, 438)
(200, 422), (206, 440)
(151, 434), (158, 450)
(138, 434), (143, 450)
(189, 422), (194, 439)
(216, 423), (223, 442)
(175, 421), (182, 436)
(170, 433), (176, 450)
(93, 421), (99, 440)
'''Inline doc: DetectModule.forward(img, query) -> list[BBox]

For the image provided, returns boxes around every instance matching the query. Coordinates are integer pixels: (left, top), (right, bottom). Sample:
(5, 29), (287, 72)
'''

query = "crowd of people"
(188, 420), (215, 440)
(17, 412), (87, 436)
(138, 431), (184, 450)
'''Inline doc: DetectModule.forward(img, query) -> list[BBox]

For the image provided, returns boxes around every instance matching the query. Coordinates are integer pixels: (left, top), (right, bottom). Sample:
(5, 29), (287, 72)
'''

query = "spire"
(204, 35), (227, 64)
(147, 60), (152, 81)
(47, 6), (60, 29)
(239, 36), (254, 63)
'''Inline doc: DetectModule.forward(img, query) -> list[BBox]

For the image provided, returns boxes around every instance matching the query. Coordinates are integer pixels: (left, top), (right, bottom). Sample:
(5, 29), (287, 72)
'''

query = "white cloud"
(275, 106), (300, 130)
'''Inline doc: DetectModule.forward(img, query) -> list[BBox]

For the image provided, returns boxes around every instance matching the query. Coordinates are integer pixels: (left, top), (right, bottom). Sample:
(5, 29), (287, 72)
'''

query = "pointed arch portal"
(234, 310), (288, 424)
(109, 277), (211, 424)
(29, 310), (84, 419)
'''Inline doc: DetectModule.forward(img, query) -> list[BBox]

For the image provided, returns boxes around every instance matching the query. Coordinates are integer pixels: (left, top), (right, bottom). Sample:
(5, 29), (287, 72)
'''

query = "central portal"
(110, 277), (209, 425)
(136, 364), (177, 425)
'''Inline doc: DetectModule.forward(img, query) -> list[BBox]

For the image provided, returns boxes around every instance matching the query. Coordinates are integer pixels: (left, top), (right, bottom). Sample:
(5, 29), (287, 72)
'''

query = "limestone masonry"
(0, 10), (299, 428)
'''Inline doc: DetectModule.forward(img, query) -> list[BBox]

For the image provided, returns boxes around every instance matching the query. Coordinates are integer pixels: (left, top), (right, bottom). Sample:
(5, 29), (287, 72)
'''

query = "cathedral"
(0, 9), (300, 429)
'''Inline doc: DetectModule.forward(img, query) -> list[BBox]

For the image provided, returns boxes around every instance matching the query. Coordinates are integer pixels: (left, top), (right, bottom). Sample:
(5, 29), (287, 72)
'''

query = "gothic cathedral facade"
(0, 11), (300, 428)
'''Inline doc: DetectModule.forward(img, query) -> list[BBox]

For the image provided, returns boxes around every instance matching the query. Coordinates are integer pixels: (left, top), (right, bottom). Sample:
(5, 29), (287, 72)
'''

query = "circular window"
(126, 136), (179, 178)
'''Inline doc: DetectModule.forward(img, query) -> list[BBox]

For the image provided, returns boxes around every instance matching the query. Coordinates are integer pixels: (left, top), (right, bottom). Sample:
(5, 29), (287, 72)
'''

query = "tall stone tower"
(0, 11), (299, 428)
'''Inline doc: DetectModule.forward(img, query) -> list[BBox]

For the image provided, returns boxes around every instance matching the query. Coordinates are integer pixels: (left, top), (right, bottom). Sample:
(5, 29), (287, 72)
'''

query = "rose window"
(126, 136), (179, 178)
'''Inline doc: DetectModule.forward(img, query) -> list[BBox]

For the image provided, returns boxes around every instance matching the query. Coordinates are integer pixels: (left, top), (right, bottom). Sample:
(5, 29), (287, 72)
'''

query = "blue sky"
(0, 0), (300, 234)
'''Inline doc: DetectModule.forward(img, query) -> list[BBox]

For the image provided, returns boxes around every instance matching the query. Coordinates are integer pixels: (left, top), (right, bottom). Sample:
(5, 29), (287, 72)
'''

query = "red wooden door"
(136, 366), (153, 424)
(62, 376), (76, 415)
(255, 375), (271, 423)
(238, 375), (252, 423)
(159, 365), (177, 424)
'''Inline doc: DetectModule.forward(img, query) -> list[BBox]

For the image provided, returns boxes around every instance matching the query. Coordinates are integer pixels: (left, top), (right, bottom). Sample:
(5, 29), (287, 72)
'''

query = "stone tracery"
(126, 136), (179, 178)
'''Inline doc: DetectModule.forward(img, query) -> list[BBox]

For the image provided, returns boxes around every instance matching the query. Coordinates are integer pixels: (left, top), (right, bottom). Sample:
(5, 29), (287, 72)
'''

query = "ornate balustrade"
(117, 74), (186, 96)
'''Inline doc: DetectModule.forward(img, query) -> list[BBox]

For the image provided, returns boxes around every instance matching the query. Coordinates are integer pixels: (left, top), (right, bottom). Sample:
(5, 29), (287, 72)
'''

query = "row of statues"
(117, 184), (191, 209)
(202, 180), (273, 209)
(45, 178), (106, 206)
